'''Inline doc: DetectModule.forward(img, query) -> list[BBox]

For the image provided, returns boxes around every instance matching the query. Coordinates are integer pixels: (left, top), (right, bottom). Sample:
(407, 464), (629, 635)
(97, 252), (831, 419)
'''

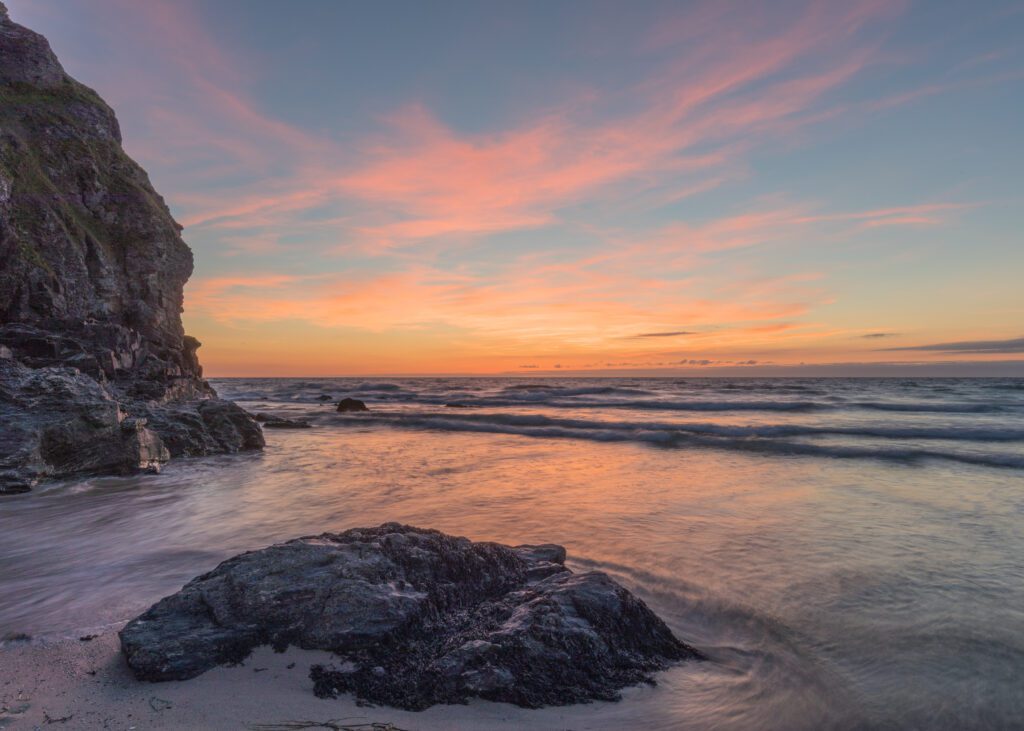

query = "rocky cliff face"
(0, 3), (263, 493)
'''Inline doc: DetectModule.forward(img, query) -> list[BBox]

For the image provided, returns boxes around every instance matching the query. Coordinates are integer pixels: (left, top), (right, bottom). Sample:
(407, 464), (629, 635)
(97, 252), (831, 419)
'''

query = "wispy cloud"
(72, 0), (930, 251)
(21, 0), (1018, 374)
(629, 331), (698, 338)
(882, 337), (1024, 354)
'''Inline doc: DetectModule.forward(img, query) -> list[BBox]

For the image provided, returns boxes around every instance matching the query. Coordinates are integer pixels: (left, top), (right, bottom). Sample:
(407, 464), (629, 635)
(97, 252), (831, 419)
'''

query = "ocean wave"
(344, 382), (408, 392)
(495, 385), (655, 399)
(209, 376), (1021, 413)
(325, 411), (1024, 470)
(333, 412), (1024, 443)
(453, 397), (828, 411)
(429, 397), (1004, 413)
(983, 382), (1024, 392)
(848, 401), (1001, 413)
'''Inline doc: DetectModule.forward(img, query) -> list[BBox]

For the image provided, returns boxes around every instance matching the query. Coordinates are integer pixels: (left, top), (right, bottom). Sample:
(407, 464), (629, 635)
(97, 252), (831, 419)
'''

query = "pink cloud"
(82, 0), (918, 251)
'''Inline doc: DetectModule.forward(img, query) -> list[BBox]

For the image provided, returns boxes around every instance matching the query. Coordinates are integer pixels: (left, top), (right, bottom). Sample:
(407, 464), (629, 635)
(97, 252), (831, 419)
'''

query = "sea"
(2, 377), (1023, 729)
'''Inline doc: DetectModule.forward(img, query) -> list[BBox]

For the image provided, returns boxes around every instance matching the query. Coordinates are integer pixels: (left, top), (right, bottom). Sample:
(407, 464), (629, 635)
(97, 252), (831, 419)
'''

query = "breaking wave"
(327, 411), (1024, 470)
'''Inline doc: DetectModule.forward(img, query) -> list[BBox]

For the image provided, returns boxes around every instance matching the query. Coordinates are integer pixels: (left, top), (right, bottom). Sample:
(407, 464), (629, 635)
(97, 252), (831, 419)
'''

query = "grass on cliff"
(1, 78), (176, 275)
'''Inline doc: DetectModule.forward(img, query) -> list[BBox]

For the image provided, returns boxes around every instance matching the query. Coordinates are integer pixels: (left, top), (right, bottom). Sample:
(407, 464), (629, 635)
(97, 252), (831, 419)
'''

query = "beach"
(2, 377), (1023, 729)
(3, 631), (648, 730)
(3, 0), (1023, 726)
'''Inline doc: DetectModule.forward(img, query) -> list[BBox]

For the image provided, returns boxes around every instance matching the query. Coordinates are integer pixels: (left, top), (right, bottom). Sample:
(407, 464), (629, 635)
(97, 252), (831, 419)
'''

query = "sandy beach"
(1, 630), (636, 730)
(2, 1), (1023, 727)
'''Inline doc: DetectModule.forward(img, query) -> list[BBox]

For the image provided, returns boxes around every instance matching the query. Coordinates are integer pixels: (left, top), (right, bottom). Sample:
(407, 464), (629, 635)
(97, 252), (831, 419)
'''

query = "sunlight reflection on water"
(2, 412), (1023, 728)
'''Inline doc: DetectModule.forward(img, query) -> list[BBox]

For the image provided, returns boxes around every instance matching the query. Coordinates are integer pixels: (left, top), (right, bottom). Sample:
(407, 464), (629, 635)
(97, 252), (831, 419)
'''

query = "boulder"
(0, 359), (169, 493)
(336, 397), (369, 412)
(120, 524), (702, 710)
(141, 401), (265, 458)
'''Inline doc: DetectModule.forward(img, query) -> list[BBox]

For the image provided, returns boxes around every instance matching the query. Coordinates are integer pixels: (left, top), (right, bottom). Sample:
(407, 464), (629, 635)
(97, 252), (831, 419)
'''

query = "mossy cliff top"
(0, 5), (192, 352)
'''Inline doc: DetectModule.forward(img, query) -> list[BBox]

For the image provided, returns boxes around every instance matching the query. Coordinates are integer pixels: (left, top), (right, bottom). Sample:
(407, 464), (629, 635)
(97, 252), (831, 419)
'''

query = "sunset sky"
(8, 0), (1023, 376)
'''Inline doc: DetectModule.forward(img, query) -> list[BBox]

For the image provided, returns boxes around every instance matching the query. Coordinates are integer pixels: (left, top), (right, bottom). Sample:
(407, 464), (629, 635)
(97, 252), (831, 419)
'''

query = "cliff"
(0, 3), (263, 493)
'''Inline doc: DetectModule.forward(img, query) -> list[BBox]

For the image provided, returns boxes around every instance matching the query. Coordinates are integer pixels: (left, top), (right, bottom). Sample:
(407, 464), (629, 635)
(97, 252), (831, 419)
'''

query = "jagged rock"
(0, 6), (262, 492)
(337, 397), (369, 412)
(119, 524), (702, 710)
(0, 359), (169, 492)
(139, 401), (265, 458)
(195, 400), (266, 449)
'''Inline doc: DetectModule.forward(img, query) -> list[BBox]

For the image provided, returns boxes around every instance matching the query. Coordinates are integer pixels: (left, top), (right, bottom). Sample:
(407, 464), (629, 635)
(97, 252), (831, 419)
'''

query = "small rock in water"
(255, 413), (312, 429)
(120, 524), (701, 710)
(316, 394), (334, 401)
(336, 397), (369, 412)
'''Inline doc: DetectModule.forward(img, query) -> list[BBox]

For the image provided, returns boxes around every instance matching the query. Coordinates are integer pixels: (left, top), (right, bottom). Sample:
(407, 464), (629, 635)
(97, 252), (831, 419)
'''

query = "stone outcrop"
(120, 524), (702, 710)
(336, 397), (369, 412)
(0, 4), (262, 493)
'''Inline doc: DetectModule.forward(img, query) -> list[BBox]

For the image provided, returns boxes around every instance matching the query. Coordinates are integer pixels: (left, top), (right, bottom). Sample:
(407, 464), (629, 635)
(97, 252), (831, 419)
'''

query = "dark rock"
(0, 8), (262, 492)
(316, 394), (333, 401)
(139, 402), (263, 459)
(195, 400), (265, 450)
(253, 412), (311, 428)
(1, 358), (169, 492)
(262, 418), (312, 429)
(337, 397), (369, 412)
(120, 523), (701, 710)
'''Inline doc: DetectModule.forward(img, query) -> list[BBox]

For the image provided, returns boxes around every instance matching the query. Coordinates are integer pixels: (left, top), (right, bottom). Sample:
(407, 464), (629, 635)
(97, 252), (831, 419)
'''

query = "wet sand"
(0, 630), (626, 730)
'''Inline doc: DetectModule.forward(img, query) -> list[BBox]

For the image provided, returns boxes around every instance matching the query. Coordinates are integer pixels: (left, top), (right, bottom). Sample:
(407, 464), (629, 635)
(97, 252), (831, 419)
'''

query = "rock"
(138, 401), (265, 458)
(253, 412), (311, 428)
(120, 524), (701, 710)
(336, 397), (369, 412)
(195, 400), (266, 450)
(0, 8), (262, 491)
(0, 359), (169, 493)
(316, 394), (333, 401)
(262, 417), (312, 429)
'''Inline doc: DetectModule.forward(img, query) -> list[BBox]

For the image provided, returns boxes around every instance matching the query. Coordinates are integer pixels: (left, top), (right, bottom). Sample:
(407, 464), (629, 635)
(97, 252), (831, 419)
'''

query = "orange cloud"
(32, 0), (1009, 375)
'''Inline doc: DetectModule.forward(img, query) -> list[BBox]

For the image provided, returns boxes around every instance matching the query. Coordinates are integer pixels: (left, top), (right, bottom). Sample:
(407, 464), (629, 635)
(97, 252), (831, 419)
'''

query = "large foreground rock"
(120, 524), (702, 709)
(0, 3), (262, 493)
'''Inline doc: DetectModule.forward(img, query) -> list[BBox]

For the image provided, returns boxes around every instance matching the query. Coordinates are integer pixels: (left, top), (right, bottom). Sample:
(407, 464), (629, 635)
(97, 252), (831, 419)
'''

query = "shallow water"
(2, 377), (1023, 729)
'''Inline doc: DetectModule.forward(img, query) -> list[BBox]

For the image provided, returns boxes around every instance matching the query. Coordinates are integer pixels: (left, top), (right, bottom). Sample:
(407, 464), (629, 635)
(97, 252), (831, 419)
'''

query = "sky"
(7, 0), (1024, 376)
